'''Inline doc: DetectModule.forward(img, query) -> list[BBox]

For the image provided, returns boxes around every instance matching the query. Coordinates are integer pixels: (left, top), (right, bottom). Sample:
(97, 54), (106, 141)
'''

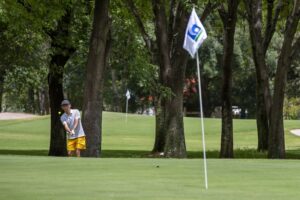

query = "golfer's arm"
(63, 122), (71, 133)
(72, 118), (79, 130)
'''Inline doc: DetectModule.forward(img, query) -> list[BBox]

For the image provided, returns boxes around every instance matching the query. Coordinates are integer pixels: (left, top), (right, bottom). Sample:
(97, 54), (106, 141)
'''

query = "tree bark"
(26, 87), (35, 113)
(48, 55), (67, 156)
(111, 69), (121, 112)
(39, 87), (48, 115)
(152, 97), (167, 153)
(82, 0), (111, 157)
(44, 86), (50, 115)
(152, 0), (191, 158)
(218, 0), (239, 158)
(0, 73), (4, 112)
(48, 11), (74, 156)
(255, 80), (269, 151)
(268, 0), (300, 158)
(243, 0), (280, 152)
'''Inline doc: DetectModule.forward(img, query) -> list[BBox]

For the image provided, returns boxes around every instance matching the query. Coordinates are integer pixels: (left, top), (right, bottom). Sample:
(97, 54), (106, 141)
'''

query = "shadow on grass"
(0, 149), (299, 159)
(0, 149), (49, 156)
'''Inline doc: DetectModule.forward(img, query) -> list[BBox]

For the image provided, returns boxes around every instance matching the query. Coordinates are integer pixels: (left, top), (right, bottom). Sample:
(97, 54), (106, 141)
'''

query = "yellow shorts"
(67, 136), (86, 151)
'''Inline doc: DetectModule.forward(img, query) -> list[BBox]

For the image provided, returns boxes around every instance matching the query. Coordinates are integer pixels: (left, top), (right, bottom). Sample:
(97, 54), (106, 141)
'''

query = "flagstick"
(196, 52), (208, 190)
(125, 98), (129, 124)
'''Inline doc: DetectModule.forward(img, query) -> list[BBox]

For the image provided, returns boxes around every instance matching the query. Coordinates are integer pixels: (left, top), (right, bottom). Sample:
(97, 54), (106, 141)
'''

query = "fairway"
(1, 156), (300, 200)
(1, 112), (300, 200)
(0, 112), (300, 157)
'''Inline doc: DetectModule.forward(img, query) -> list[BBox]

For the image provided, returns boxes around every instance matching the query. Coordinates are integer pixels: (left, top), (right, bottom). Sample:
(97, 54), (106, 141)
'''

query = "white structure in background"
(142, 107), (155, 116)
(232, 106), (241, 115)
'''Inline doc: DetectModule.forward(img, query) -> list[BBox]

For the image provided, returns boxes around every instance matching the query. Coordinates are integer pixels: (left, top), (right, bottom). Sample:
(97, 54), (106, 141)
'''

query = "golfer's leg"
(67, 138), (76, 156)
(76, 149), (81, 157)
(68, 150), (74, 157)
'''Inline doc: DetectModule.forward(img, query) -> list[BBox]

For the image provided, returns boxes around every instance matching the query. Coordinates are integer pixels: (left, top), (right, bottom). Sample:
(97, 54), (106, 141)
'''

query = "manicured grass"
(0, 112), (299, 157)
(1, 112), (300, 200)
(1, 156), (300, 200)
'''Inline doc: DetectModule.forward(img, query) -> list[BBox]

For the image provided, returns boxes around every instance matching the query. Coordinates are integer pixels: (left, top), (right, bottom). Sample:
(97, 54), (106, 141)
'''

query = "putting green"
(1, 156), (300, 200)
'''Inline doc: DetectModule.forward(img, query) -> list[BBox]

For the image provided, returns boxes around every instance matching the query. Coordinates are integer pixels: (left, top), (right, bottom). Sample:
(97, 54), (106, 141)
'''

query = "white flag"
(183, 8), (207, 58)
(126, 90), (131, 100)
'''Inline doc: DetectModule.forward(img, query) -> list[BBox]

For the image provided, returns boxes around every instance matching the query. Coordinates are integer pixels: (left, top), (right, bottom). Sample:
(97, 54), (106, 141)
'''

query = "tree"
(47, 0), (94, 156)
(82, 0), (111, 157)
(0, 1), (51, 114)
(218, 0), (240, 158)
(268, 0), (300, 158)
(150, 0), (190, 157)
(244, 0), (300, 158)
(48, 10), (75, 156)
(243, 0), (283, 152)
(126, 0), (218, 157)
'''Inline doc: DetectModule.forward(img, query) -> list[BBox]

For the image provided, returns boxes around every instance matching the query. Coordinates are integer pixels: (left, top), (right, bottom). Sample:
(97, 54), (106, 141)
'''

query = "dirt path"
(0, 112), (40, 120)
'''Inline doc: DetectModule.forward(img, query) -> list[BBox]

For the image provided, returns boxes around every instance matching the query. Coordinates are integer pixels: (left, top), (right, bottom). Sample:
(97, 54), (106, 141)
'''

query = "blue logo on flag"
(188, 24), (202, 41)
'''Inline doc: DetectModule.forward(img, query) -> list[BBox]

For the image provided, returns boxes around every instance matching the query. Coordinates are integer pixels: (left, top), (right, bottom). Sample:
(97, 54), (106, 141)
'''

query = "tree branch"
(125, 0), (153, 53)
(167, 0), (177, 50)
(291, 36), (300, 60)
(152, 0), (172, 75)
(218, 4), (228, 24)
(263, 0), (283, 53)
(243, 0), (252, 22)
(201, 1), (220, 22)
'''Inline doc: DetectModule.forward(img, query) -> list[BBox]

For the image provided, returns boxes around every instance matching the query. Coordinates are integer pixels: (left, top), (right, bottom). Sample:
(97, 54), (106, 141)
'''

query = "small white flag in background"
(125, 89), (131, 123)
(126, 90), (131, 100)
(183, 8), (207, 58)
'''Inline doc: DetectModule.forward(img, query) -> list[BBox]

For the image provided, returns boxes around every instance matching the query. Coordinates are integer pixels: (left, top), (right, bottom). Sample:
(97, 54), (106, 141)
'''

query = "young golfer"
(60, 100), (86, 157)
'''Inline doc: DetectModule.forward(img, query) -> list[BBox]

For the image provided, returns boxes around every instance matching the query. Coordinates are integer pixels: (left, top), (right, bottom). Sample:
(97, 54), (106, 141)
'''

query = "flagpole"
(125, 98), (128, 123)
(196, 52), (208, 190)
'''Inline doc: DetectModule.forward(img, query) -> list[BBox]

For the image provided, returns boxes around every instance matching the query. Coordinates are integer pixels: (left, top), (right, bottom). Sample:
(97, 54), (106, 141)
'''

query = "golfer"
(60, 100), (86, 157)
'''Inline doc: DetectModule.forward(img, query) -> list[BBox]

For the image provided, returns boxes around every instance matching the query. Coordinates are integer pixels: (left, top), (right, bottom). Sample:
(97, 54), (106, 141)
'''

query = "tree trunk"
(0, 73), (4, 112)
(82, 0), (110, 157)
(26, 87), (35, 113)
(44, 86), (50, 115)
(164, 80), (187, 157)
(48, 56), (67, 156)
(39, 87), (48, 115)
(48, 11), (74, 157)
(218, 0), (239, 158)
(111, 69), (121, 112)
(151, 0), (190, 158)
(152, 97), (167, 153)
(269, 1), (300, 158)
(244, 0), (273, 152)
(255, 80), (269, 151)
(127, 0), (215, 157)
(250, 42), (271, 152)
(34, 89), (41, 114)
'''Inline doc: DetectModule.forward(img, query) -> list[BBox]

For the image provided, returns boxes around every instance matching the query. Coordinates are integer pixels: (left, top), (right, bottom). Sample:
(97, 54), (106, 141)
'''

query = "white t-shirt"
(60, 109), (85, 139)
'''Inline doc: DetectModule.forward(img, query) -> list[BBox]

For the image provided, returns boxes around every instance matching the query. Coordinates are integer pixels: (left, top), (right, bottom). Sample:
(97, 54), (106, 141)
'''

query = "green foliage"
(0, 0), (91, 112)
(283, 97), (300, 120)
(0, 0), (299, 117)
